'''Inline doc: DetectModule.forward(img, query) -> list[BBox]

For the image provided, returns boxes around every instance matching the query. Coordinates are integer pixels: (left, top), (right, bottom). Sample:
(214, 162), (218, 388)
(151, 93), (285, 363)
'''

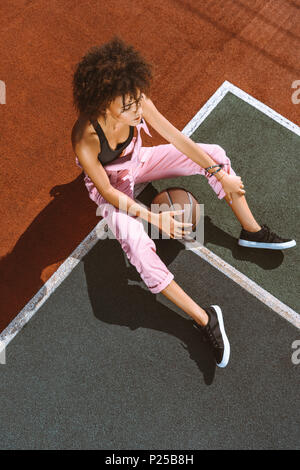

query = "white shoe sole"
(211, 305), (230, 368)
(238, 239), (296, 250)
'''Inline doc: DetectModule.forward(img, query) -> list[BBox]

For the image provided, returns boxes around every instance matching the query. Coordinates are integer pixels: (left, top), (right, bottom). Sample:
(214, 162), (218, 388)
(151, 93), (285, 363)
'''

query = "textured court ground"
(0, 0), (299, 451)
(1, 89), (299, 450)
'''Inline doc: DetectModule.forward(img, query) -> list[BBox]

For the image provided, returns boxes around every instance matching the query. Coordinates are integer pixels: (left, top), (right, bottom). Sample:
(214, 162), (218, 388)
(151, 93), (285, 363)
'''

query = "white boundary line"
(181, 80), (300, 329)
(1, 81), (299, 349)
(181, 239), (300, 330)
(181, 80), (300, 136)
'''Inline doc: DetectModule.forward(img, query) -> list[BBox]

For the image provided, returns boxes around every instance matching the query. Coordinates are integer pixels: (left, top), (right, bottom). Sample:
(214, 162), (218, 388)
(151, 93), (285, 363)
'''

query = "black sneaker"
(192, 305), (230, 368)
(238, 224), (296, 250)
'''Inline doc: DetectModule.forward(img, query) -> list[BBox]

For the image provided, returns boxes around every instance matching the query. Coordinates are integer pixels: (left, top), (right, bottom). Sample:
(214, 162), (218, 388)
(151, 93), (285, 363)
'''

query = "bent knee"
(213, 144), (227, 156)
(121, 233), (156, 262)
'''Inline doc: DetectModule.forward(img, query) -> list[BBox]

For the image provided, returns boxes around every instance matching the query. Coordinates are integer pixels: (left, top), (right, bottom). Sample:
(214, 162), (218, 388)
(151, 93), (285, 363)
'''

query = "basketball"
(150, 187), (202, 239)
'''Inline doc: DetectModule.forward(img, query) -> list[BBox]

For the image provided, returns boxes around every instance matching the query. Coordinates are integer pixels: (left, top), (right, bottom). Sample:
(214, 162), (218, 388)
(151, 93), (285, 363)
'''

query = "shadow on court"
(0, 87), (299, 450)
(0, 231), (299, 449)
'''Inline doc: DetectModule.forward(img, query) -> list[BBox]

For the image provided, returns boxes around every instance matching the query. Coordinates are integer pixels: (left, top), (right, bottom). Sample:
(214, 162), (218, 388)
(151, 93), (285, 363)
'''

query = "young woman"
(71, 36), (296, 369)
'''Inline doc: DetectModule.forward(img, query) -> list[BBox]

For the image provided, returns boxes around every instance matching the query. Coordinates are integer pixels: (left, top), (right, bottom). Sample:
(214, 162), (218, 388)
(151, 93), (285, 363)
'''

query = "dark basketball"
(150, 187), (202, 239)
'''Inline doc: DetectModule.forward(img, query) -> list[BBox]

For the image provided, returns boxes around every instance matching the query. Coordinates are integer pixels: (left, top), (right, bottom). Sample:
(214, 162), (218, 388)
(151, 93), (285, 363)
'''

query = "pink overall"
(75, 119), (237, 294)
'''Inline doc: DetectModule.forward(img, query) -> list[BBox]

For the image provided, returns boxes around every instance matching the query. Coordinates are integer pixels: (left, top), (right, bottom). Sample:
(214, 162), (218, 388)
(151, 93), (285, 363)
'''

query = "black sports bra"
(91, 119), (135, 166)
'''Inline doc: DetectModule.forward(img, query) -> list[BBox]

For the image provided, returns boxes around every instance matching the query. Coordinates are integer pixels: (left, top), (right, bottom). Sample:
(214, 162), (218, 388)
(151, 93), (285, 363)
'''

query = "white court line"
(182, 238), (300, 330)
(181, 80), (300, 329)
(0, 81), (299, 349)
(182, 80), (300, 137)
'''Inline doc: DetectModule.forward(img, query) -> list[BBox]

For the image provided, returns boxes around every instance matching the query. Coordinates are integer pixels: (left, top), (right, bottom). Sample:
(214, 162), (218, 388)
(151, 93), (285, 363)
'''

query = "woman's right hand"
(152, 209), (194, 239)
(219, 173), (246, 202)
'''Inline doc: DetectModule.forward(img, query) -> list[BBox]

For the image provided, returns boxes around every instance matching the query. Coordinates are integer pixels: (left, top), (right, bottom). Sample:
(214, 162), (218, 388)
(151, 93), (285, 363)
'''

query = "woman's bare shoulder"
(71, 116), (100, 156)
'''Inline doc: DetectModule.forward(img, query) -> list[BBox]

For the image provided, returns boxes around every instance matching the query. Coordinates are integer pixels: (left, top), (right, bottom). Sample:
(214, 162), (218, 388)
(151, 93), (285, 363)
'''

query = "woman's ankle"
(193, 308), (209, 326)
(242, 223), (262, 232)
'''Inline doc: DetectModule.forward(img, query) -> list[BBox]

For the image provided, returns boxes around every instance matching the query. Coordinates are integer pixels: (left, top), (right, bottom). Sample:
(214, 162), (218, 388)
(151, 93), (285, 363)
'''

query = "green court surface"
(139, 90), (299, 313)
(0, 236), (299, 449)
(0, 87), (299, 450)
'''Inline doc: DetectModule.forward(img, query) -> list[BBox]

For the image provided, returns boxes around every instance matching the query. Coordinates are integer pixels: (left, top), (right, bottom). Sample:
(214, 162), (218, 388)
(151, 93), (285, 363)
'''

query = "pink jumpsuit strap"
(74, 118), (153, 207)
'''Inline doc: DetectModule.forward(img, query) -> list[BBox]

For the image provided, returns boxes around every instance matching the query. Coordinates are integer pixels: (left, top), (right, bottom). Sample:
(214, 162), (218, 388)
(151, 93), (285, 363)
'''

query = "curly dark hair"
(72, 35), (154, 121)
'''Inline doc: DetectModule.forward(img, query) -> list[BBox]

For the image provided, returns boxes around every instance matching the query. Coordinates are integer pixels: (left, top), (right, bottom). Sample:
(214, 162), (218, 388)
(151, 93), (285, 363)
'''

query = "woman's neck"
(98, 114), (126, 132)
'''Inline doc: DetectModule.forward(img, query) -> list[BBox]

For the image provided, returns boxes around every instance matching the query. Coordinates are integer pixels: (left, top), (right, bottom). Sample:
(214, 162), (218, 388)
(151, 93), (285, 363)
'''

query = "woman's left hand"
(219, 174), (246, 202)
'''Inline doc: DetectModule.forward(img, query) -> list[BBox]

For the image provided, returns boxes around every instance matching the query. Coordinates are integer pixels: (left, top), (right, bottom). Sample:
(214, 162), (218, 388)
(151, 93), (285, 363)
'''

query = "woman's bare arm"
(141, 95), (227, 181)
(74, 135), (155, 224)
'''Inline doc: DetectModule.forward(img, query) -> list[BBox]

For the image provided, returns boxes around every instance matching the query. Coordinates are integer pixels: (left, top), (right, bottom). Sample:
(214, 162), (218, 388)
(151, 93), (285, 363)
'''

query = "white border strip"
(181, 80), (300, 329)
(182, 239), (300, 330)
(0, 183), (148, 349)
(1, 81), (299, 348)
(182, 80), (300, 136)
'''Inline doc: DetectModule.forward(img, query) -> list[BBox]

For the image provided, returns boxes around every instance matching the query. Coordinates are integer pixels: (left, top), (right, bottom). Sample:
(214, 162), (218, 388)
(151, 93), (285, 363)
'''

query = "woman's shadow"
(0, 177), (284, 384)
(0, 173), (97, 333)
(83, 233), (217, 385)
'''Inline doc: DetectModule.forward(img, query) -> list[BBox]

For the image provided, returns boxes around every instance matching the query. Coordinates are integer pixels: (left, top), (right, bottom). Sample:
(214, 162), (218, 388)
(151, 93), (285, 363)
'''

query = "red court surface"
(0, 0), (299, 332)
